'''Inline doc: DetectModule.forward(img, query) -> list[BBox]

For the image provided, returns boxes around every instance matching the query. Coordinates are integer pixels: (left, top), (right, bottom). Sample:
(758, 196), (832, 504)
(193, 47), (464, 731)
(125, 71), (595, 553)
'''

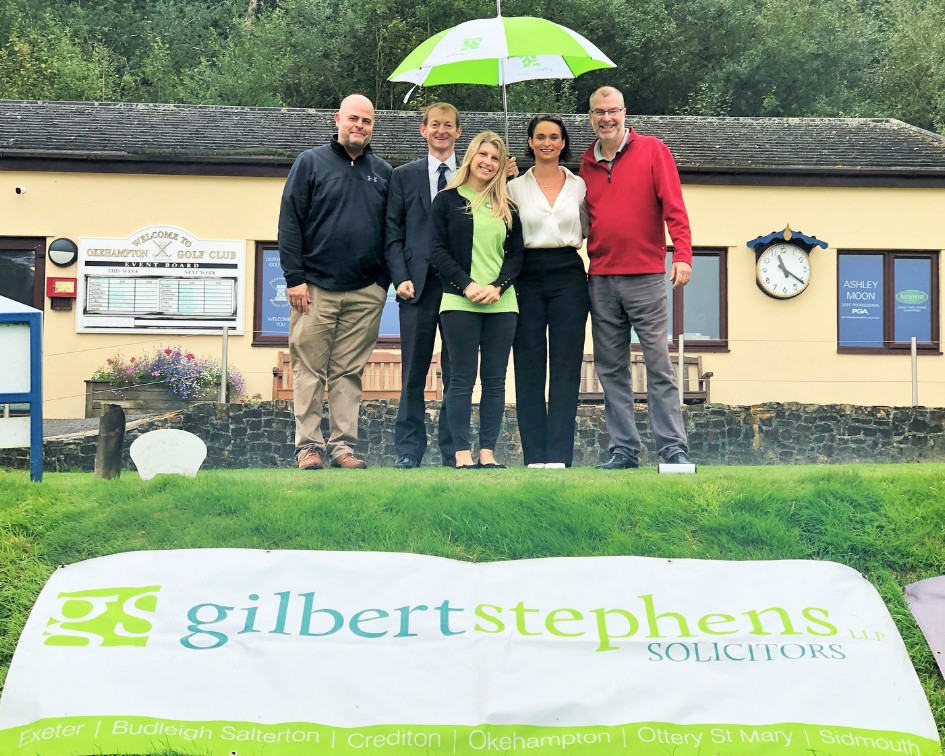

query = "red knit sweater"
(579, 129), (692, 275)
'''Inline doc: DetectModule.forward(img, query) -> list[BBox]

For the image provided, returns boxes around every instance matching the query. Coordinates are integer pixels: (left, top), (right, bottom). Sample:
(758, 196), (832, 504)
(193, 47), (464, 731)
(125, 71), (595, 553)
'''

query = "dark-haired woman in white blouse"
(507, 115), (590, 469)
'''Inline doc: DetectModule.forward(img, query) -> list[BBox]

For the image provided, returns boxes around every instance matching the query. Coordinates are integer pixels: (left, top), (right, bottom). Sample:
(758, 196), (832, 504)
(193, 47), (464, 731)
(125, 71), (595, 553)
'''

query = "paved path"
(43, 414), (157, 438)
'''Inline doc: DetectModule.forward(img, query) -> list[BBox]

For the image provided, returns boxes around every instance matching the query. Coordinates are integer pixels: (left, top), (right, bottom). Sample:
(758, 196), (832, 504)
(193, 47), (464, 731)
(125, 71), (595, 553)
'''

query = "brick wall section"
(2, 401), (943, 472)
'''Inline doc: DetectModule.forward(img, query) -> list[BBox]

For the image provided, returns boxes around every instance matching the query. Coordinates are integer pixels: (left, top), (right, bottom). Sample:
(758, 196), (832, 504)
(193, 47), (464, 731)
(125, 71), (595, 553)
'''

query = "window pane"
(682, 255), (719, 340)
(893, 257), (932, 343)
(838, 254), (884, 348)
(378, 285), (400, 338)
(259, 247), (290, 338)
(0, 250), (35, 307)
(666, 254), (673, 341)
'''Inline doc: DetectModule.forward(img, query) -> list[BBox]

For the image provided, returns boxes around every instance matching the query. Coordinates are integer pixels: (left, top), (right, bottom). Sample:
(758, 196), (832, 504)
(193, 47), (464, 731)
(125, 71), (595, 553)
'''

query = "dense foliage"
(0, 0), (942, 132)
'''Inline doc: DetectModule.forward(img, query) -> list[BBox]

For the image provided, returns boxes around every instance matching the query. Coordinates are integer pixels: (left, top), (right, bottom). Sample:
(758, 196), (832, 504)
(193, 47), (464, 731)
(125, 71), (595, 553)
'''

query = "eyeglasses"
(590, 108), (625, 118)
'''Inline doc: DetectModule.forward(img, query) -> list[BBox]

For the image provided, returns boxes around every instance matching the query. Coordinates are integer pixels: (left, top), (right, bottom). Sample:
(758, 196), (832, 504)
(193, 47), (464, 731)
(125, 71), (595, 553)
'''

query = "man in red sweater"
(579, 86), (692, 469)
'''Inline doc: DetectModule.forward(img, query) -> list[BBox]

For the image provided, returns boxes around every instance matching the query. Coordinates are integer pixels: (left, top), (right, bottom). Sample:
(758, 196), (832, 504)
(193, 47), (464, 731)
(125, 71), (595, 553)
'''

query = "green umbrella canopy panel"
(389, 16), (615, 86)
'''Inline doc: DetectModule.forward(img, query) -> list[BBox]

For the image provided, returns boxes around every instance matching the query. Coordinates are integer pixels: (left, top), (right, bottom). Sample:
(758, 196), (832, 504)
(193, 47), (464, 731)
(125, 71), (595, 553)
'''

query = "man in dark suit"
(385, 103), (462, 468)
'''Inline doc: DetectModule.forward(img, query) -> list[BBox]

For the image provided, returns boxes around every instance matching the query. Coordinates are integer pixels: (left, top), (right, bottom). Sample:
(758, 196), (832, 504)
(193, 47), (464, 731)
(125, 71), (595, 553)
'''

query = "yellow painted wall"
(2, 170), (943, 417)
(682, 184), (945, 407)
(4, 171), (285, 418)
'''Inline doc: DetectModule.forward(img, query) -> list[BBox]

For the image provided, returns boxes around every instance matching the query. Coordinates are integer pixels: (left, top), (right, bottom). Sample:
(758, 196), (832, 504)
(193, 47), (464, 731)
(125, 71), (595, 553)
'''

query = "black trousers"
(513, 247), (590, 466)
(394, 272), (454, 463)
(440, 310), (517, 452)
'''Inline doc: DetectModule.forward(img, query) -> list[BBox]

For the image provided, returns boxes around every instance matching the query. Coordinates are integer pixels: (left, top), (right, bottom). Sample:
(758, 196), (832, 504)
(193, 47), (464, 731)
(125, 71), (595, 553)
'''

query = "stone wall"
(2, 400), (943, 472)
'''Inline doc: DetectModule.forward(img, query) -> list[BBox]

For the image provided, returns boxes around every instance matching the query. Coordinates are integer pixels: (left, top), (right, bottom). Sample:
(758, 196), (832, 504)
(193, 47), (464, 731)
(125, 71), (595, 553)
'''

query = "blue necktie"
(437, 163), (449, 193)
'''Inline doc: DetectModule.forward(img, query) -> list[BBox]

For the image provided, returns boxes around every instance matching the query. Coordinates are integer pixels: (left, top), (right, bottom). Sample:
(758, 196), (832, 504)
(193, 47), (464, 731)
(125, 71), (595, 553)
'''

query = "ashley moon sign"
(0, 551), (938, 756)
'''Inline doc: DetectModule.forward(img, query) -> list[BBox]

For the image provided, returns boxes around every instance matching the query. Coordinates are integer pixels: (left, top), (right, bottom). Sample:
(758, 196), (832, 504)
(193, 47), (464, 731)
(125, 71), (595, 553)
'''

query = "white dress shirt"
(427, 152), (457, 202)
(507, 166), (588, 249)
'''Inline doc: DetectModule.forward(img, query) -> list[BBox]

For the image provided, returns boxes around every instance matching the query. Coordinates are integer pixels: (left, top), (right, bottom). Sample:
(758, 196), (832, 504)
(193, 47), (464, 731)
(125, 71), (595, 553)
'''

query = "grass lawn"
(2, 464), (945, 739)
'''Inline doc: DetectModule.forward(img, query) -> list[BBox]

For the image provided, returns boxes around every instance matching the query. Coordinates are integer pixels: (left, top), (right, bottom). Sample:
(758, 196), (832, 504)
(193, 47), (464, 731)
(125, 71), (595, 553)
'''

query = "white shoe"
(527, 463), (546, 469)
(544, 463), (566, 469)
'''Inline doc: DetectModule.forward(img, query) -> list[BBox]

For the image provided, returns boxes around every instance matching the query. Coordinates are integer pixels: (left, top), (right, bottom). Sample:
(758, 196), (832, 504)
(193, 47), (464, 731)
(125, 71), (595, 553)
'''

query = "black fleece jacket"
(430, 187), (524, 296)
(278, 136), (393, 292)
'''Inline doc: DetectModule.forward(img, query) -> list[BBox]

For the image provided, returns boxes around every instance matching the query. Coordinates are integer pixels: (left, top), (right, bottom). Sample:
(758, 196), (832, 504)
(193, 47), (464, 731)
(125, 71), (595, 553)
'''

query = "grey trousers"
(588, 273), (688, 460)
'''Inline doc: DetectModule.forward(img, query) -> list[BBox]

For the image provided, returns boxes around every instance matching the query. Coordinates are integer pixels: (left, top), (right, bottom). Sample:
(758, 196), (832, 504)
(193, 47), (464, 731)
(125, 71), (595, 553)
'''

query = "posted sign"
(77, 225), (246, 335)
(0, 550), (938, 756)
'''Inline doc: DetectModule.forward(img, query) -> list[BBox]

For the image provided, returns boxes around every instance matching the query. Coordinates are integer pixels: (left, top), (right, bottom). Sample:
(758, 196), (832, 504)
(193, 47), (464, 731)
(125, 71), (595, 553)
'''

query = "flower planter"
(84, 381), (225, 418)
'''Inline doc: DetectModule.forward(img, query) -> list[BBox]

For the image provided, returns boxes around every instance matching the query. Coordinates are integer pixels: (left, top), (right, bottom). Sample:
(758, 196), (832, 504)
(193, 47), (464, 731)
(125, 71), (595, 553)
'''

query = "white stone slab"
(0, 416), (30, 449)
(0, 324), (30, 393)
(129, 429), (207, 481)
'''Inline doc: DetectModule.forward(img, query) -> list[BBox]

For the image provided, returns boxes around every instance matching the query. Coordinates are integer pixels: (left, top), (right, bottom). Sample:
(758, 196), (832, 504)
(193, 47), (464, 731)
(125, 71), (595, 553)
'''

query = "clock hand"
(783, 266), (806, 284)
(777, 255), (790, 278)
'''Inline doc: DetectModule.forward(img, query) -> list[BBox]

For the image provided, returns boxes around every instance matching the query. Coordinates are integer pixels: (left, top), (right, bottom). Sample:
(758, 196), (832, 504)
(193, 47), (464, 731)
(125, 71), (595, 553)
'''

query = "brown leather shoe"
(331, 453), (367, 469)
(298, 450), (324, 470)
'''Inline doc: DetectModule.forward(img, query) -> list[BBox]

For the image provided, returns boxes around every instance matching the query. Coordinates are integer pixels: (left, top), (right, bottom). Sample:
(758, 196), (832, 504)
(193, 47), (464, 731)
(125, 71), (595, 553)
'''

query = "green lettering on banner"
(0, 717), (937, 756)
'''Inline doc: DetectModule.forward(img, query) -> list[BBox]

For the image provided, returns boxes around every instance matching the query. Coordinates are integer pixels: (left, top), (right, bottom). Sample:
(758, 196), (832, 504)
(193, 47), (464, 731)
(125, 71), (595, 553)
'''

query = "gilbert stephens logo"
(44, 586), (161, 647)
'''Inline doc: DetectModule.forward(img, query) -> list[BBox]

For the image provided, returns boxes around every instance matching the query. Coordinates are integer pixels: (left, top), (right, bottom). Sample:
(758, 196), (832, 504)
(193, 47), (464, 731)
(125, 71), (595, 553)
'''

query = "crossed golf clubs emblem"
(151, 238), (174, 260)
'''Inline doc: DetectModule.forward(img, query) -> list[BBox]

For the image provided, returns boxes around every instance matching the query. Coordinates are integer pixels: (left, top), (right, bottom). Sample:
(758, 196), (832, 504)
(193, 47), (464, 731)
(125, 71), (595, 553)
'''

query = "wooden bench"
(272, 351), (443, 401)
(580, 353), (712, 404)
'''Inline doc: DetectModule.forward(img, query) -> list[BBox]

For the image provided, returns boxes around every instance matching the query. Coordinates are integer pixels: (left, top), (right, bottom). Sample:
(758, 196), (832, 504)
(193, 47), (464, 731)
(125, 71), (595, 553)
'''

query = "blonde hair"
(447, 131), (514, 229)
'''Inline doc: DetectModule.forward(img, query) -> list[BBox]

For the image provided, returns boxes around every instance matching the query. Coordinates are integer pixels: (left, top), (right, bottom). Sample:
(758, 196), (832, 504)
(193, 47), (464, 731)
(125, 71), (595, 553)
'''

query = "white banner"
(0, 550), (938, 755)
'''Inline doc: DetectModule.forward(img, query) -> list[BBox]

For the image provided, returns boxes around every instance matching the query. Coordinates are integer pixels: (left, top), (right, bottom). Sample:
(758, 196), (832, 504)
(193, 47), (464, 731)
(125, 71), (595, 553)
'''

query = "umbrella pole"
(496, 0), (509, 147)
(502, 79), (509, 147)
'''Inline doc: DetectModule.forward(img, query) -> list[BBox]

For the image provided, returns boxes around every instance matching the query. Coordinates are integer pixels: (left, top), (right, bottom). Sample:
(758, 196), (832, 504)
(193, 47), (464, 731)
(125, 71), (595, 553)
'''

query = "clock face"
(756, 242), (811, 299)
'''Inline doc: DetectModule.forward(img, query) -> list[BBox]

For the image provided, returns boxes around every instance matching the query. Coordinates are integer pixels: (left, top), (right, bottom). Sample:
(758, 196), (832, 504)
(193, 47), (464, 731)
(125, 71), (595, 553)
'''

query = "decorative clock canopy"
(746, 224), (828, 251)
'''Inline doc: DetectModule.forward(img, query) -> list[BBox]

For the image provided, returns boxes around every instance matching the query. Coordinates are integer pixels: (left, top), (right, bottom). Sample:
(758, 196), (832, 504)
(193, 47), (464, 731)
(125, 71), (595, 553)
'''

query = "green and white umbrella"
(388, 11), (615, 143)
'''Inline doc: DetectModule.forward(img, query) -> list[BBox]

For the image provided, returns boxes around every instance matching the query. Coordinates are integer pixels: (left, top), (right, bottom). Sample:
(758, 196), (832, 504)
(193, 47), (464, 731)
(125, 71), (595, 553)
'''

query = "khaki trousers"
(289, 282), (386, 460)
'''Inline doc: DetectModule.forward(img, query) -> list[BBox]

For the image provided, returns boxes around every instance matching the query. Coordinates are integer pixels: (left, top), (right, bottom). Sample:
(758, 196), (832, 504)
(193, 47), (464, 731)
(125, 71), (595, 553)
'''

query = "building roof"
(2, 99), (945, 183)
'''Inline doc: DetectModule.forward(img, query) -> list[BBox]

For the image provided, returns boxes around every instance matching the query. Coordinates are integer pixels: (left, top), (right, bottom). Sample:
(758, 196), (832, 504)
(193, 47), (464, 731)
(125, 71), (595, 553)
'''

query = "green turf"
(2, 465), (945, 739)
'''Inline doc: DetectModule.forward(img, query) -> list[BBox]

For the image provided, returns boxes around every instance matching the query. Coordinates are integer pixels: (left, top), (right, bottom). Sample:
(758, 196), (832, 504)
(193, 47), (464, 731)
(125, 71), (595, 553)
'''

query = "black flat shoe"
(394, 455), (420, 469)
(455, 463), (476, 469)
(475, 460), (506, 469)
(596, 453), (639, 470)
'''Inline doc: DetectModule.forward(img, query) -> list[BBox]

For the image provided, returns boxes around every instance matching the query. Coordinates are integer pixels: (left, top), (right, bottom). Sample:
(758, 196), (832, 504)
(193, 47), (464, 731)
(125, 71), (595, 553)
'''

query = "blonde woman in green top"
(430, 132), (525, 469)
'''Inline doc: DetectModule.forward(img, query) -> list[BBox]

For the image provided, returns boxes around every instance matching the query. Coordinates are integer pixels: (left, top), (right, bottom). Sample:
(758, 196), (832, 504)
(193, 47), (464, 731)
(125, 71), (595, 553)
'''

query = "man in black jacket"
(385, 104), (517, 469)
(279, 94), (392, 470)
(384, 103), (462, 468)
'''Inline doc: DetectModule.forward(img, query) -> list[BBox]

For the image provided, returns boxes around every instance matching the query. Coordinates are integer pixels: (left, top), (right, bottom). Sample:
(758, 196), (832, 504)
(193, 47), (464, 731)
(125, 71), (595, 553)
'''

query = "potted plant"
(85, 346), (246, 418)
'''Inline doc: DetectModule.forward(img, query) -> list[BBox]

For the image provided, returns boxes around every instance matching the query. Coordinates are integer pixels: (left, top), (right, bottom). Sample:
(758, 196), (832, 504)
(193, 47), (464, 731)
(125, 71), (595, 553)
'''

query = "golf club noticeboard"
(0, 551), (939, 756)
(76, 225), (246, 334)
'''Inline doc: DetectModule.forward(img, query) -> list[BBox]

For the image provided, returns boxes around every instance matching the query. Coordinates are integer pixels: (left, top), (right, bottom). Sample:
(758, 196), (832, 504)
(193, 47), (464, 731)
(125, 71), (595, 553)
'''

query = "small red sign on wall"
(46, 277), (77, 298)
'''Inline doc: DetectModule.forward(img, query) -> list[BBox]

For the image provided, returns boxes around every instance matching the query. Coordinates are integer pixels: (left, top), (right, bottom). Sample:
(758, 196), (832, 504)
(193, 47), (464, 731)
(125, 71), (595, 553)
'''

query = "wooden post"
(94, 404), (126, 480)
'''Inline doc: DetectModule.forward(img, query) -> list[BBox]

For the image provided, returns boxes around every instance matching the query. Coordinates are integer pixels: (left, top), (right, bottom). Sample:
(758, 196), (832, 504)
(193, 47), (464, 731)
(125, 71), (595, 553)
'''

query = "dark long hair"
(524, 114), (572, 162)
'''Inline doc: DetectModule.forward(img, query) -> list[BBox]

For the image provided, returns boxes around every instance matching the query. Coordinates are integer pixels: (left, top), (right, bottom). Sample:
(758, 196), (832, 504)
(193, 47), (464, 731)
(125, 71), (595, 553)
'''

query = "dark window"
(253, 242), (291, 346)
(253, 242), (401, 348)
(0, 238), (46, 310)
(837, 251), (939, 353)
(633, 248), (727, 351)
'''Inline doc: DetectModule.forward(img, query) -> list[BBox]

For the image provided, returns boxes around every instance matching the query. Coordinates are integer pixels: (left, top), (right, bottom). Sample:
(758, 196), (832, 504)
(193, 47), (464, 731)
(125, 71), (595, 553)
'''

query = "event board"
(77, 225), (245, 334)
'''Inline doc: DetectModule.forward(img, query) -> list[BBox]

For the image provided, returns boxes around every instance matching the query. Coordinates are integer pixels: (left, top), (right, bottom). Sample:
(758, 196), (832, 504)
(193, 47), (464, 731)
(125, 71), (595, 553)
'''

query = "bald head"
(335, 94), (375, 157)
(340, 93), (374, 113)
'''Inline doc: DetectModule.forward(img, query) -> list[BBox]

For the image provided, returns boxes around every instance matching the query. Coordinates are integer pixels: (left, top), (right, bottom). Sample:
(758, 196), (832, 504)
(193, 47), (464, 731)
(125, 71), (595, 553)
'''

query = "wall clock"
(746, 225), (828, 301)
(756, 241), (811, 299)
